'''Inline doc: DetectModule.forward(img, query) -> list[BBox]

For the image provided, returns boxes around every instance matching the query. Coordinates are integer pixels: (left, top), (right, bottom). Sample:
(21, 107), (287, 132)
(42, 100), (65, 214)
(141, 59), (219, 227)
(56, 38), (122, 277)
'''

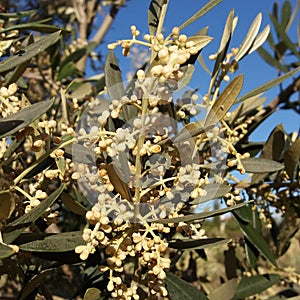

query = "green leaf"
(242, 157), (284, 173)
(190, 183), (231, 205)
(0, 243), (16, 259)
(235, 13), (262, 61)
(18, 231), (84, 252)
(168, 238), (231, 250)
(232, 274), (281, 300)
(0, 30), (61, 73)
(284, 137), (300, 180)
(205, 74), (244, 127)
(148, 0), (167, 35)
(0, 100), (53, 138)
(84, 288), (102, 300)
(57, 61), (77, 81)
(236, 65), (300, 103)
(104, 51), (124, 101)
(19, 269), (53, 300)
(65, 143), (95, 164)
(154, 202), (249, 224)
(0, 10), (36, 19)
(179, 0), (222, 30)
(208, 278), (238, 300)
(0, 23), (65, 34)
(165, 271), (208, 300)
(281, 0), (292, 31)
(61, 192), (88, 216)
(3, 184), (65, 244)
(256, 47), (288, 72)
(233, 207), (277, 267)
(269, 14), (300, 59)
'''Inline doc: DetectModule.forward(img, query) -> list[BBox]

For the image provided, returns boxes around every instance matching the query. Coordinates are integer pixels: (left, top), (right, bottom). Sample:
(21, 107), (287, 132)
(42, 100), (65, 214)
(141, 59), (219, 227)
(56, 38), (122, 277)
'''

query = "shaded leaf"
(154, 202), (249, 224)
(269, 14), (300, 59)
(284, 138), (300, 180)
(0, 100), (53, 138)
(242, 157), (284, 173)
(0, 23), (65, 34)
(169, 238), (231, 250)
(0, 30), (61, 73)
(190, 183), (231, 205)
(236, 66), (300, 103)
(0, 243), (15, 259)
(148, 0), (166, 35)
(84, 288), (101, 300)
(257, 47), (288, 72)
(105, 51), (124, 101)
(165, 271), (208, 300)
(3, 184), (65, 244)
(232, 274), (281, 300)
(205, 74), (244, 127)
(235, 13), (262, 61)
(281, 0), (292, 31)
(179, 0), (222, 30)
(208, 278), (238, 300)
(61, 192), (88, 216)
(65, 143), (95, 164)
(0, 191), (15, 221)
(234, 207), (277, 266)
(18, 231), (84, 252)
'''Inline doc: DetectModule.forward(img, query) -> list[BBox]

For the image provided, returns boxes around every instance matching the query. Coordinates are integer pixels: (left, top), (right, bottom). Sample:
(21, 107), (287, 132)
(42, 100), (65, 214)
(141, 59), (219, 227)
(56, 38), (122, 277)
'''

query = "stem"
(156, 0), (169, 36)
(14, 186), (35, 202)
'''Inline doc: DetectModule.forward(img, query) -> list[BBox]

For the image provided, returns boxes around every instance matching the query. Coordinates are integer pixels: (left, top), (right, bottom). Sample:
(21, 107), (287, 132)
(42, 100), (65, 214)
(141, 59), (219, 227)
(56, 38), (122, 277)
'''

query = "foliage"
(0, 0), (299, 299)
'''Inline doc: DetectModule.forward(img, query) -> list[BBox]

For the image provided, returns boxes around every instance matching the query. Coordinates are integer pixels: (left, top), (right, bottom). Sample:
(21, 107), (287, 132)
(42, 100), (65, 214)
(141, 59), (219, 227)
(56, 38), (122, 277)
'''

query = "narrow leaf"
(233, 209), (277, 266)
(232, 274), (281, 300)
(236, 65), (300, 103)
(3, 184), (65, 244)
(284, 137), (300, 179)
(208, 278), (238, 300)
(18, 231), (84, 252)
(235, 13), (262, 61)
(0, 243), (16, 259)
(165, 272), (208, 300)
(0, 31), (61, 73)
(205, 74), (244, 127)
(191, 183), (231, 205)
(104, 51), (124, 101)
(281, 0), (292, 31)
(256, 47), (288, 72)
(154, 202), (249, 224)
(148, 0), (166, 35)
(248, 25), (270, 54)
(179, 0), (222, 30)
(242, 157), (284, 173)
(269, 14), (300, 59)
(169, 238), (231, 250)
(0, 100), (53, 138)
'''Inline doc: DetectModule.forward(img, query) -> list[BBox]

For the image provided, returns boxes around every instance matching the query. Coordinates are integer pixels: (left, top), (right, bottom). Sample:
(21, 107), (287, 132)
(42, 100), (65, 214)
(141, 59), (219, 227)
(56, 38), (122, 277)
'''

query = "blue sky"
(99, 0), (300, 141)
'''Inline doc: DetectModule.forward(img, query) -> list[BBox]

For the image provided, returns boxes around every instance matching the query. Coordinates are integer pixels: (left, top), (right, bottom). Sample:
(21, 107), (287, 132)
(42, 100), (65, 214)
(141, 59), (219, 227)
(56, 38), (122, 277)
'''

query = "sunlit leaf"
(3, 184), (65, 244)
(248, 25), (270, 54)
(208, 278), (238, 300)
(242, 157), (284, 173)
(0, 100), (53, 138)
(205, 74), (244, 127)
(179, 0), (222, 30)
(0, 30), (61, 73)
(166, 272), (208, 300)
(284, 137), (300, 180)
(154, 202), (249, 224)
(18, 231), (84, 252)
(236, 65), (300, 103)
(232, 274), (281, 300)
(169, 238), (231, 250)
(235, 13), (262, 61)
